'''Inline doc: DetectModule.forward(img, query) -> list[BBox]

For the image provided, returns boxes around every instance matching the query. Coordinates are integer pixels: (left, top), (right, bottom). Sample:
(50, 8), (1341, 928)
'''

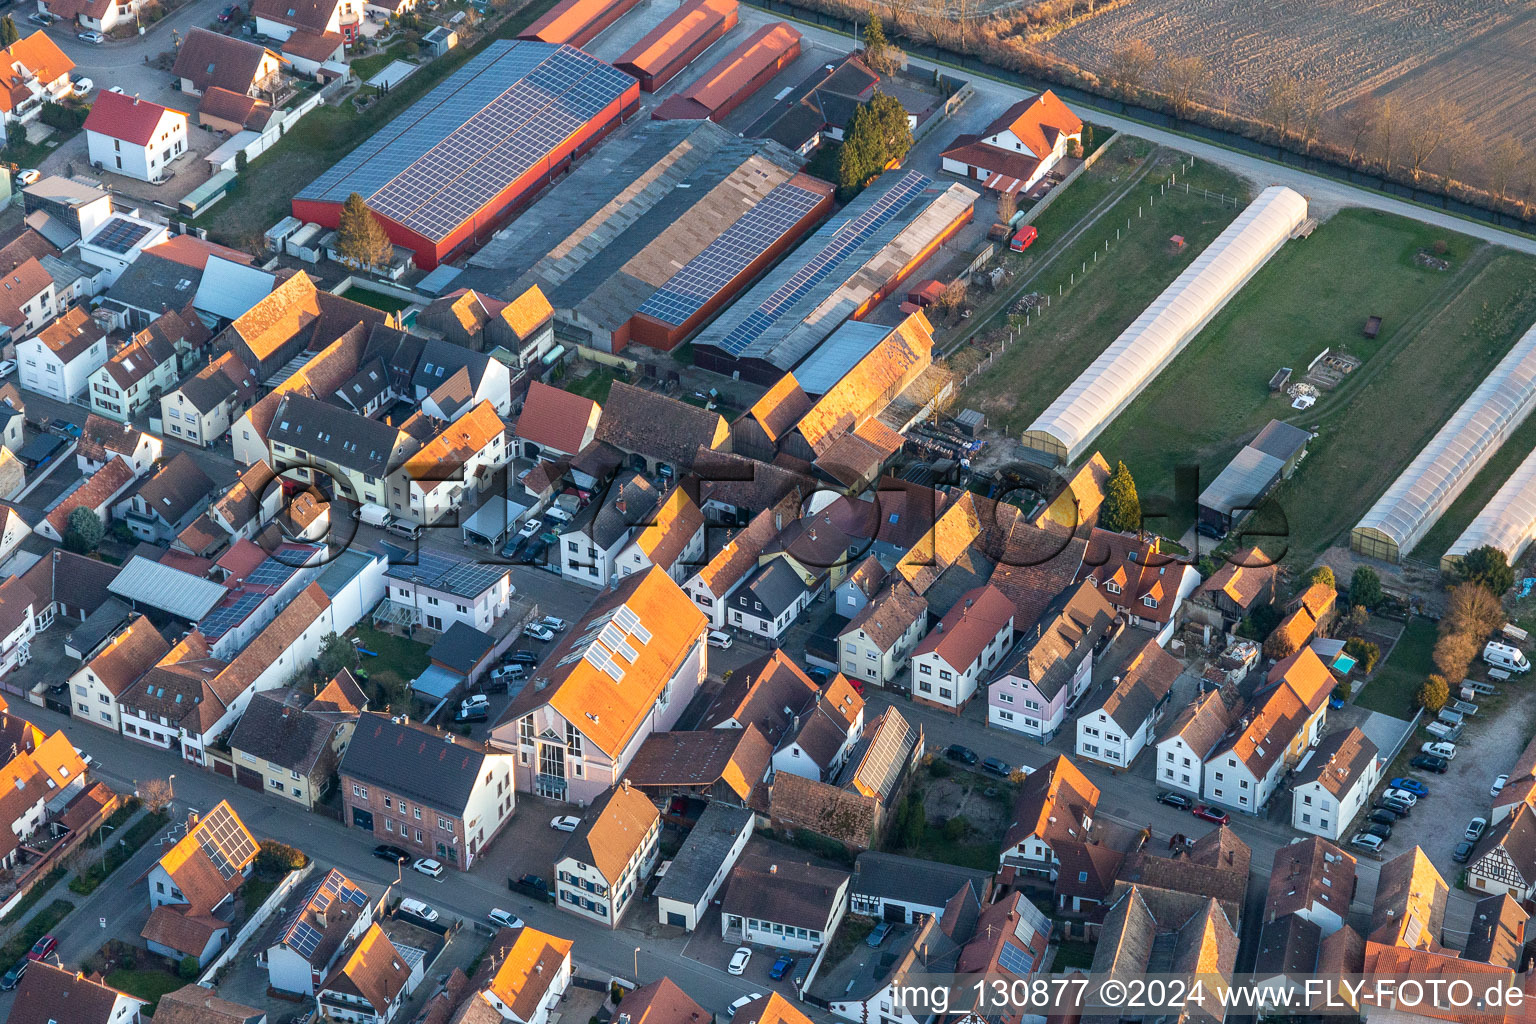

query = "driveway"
(38, 0), (226, 110)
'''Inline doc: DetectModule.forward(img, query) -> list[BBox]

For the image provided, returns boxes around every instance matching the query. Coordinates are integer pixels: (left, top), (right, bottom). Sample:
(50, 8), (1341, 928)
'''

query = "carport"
(461, 497), (529, 548)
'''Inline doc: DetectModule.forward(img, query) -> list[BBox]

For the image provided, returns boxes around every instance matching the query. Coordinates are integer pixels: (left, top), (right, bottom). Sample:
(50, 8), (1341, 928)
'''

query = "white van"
(1484, 641), (1531, 673)
(356, 502), (392, 529)
(387, 519), (422, 540)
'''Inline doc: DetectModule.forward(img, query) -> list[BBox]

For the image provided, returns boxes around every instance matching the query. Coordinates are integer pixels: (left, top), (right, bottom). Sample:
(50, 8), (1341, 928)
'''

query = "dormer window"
(1142, 595), (1158, 608)
(1105, 582), (1121, 595)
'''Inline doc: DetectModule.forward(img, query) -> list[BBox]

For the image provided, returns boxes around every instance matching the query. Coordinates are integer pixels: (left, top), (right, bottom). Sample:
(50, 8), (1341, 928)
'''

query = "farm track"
(942, 144), (1160, 357)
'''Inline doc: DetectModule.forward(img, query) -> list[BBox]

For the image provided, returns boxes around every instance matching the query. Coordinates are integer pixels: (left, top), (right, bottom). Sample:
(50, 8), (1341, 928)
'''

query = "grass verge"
(0, 900), (74, 964)
(105, 968), (186, 1011)
(349, 622), (431, 706)
(70, 810), (170, 896)
(0, 867), (65, 928)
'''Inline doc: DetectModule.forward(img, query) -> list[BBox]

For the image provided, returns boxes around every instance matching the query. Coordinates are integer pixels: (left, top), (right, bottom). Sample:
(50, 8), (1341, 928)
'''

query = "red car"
(25, 935), (55, 962)
(1191, 805), (1230, 826)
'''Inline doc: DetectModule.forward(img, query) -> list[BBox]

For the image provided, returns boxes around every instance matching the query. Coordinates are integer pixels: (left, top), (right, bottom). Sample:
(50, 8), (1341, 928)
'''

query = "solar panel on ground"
(638, 179), (825, 327)
(92, 218), (153, 255)
(195, 804), (258, 879)
(712, 171), (931, 356)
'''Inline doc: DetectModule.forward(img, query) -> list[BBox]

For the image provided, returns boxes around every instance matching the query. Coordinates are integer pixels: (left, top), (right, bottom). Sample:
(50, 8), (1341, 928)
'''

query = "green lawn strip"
(243, 874), (281, 916)
(0, 868), (65, 928)
(105, 968), (186, 1011)
(1356, 617), (1435, 715)
(0, 900), (74, 964)
(1264, 249), (1536, 566)
(961, 153), (1249, 436)
(349, 622), (431, 705)
(350, 44), (412, 83)
(1417, 406), (1536, 562)
(70, 810), (170, 896)
(1092, 208), (1478, 537)
(563, 368), (619, 404)
(341, 285), (414, 313)
(197, 0), (560, 248)
(1052, 939), (1095, 972)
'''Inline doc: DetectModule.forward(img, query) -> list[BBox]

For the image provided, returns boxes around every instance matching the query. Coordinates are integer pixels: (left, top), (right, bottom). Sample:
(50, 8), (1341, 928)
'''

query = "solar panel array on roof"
(638, 178), (826, 328)
(385, 548), (507, 599)
(709, 171), (931, 356)
(195, 803), (258, 879)
(92, 218), (154, 255)
(297, 40), (634, 244)
(198, 591), (265, 641)
(997, 941), (1035, 975)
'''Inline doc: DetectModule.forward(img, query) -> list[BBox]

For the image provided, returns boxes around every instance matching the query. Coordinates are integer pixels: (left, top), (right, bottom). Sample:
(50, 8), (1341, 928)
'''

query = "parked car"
(504, 650), (539, 665)
(1453, 840), (1476, 863)
(453, 706), (488, 723)
(727, 948), (752, 976)
(1382, 788), (1420, 807)
(1009, 225), (1038, 251)
(867, 922), (894, 947)
(516, 518), (542, 539)
(24, 935), (55, 962)
(1196, 521), (1226, 540)
(1191, 805), (1230, 825)
(487, 908), (524, 929)
(461, 694), (490, 713)
(551, 815), (580, 832)
(1157, 791), (1193, 810)
(980, 756), (1011, 778)
(47, 418), (79, 438)
(545, 506), (574, 524)
(373, 844), (410, 863)
(412, 858), (444, 878)
(400, 898), (439, 921)
(1410, 754), (1448, 774)
(769, 955), (795, 980)
(524, 623), (555, 642)
(0, 959), (26, 990)
(0, 360), (14, 377)
(1389, 777), (1429, 796)
(538, 616), (567, 633)
(1350, 833), (1385, 852)
(945, 744), (978, 765)
(1466, 817), (1488, 841)
(1365, 822), (1392, 840)
(727, 994), (762, 1017)
(69, 74), (92, 96)
(1421, 741), (1457, 760)
(707, 630), (733, 649)
(218, 3), (240, 20)
(1368, 809), (1399, 826)
(25, 13), (50, 26)
(1375, 799), (1411, 817)
(77, 29), (104, 42)
(1492, 774), (1509, 798)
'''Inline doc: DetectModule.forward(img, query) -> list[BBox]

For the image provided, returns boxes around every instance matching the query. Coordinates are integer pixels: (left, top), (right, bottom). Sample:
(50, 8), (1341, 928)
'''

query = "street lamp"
(97, 823), (115, 852)
(633, 946), (640, 980)
(168, 774), (176, 799)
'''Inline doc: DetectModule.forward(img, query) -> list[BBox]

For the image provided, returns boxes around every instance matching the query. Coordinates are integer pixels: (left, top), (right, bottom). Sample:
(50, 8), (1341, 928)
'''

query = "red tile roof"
(146, 235), (254, 270)
(516, 380), (601, 455)
(913, 583), (1013, 670)
(83, 91), (185, 146)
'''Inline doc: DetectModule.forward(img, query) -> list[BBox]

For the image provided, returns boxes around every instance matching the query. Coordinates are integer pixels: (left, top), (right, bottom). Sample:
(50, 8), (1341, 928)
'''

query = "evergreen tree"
(1349, 565), (1383, 608)
(1100, 460), (1142, 533)
(1416, 674), (1449, 713)
(836, 92), (914, 199)
(335, 192), (393, 271)
(0, 17), (19, 46)
(862, 12), (899, 74)
(1456, 544), (1516, 596)
(64, 506), (103, 554)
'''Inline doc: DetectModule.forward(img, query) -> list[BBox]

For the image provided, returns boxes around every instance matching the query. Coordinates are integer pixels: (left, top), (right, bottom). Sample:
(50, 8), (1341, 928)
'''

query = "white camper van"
(1484, 641), (1531, 674)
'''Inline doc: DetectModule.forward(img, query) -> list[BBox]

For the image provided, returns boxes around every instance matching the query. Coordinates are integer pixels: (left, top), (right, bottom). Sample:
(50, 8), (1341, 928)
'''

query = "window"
(352, 785), (367, 798)
(999, 693), (1013, 704)
(919, 663), (932, 675)
(939, 670), (952, 681)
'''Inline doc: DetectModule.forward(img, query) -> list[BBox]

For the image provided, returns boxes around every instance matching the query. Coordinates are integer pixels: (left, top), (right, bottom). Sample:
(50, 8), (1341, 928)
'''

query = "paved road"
(37, 0), (224, 108)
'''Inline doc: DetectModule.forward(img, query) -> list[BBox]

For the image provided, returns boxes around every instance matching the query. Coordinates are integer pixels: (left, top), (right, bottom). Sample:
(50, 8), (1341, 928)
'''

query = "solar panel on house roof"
(997, 941), (1035, 975)
(195, 804), (257, 879)
(287, 920), (324, 959)
(246, 553), (308, 588)
(711, 171), (931, 356)
(197, 591), (265, 641)
(298, 41), (633, 243)
(638, 179), (826, 328)
(91, 218), (153, 255)
(386, 549), (505, 598)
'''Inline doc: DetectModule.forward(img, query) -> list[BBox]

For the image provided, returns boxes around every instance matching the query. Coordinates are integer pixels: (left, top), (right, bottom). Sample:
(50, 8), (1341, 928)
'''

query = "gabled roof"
(84, 91), (185, 146)
(982, 89), (1081, 159)
(558, 780), (658, 884)
(487, 926), (572, 1021)
(913, 583), (1013, 669)
(154, 800), (258, 914)
(273, 867), (371, 969)
(83, 614), (169, 698)
(623, 725), (772, 803)
(690, 506), (782, 599)
(0, 258), (55, 330)
(1266, 836), (1356, 924)
(153, 986), (265, 1024)
(840, 580), (927, 651)
(42, 456), (135, 539)
(1292, 727), (1377, 798)
(1369, 846), (1448, 950)
(5, 962), (144, 1024)
(146, 235), (254, 271)
(1156, 687), (1235, 759)
(615, 978), (711, 1024)
(250, 0), (340, 32)
(0, 33), (72, 114)
(1463, 893), (1528, 969)
(1196, 547), (1277, 610)
(721, 853), (848, 930)
(1088, 636), (1178, 735)
(841, 705), (919, 801)
(322, 923), (412, 1012)
(228, 688), (352, 776)
(1003, 754), (1097, 851)
(595, 381), (726, 471)
(341, 713), (496, 813)
(516, 380), (600, 455)
(134, 452), (215, 525)
(32, 306), (104, 362)
(629, 485), (704, 571)
(700, 648), (818, 738)
(792, 311), (931, 457)
(173, 28), (279, 97)
(745, 372), (812, 444)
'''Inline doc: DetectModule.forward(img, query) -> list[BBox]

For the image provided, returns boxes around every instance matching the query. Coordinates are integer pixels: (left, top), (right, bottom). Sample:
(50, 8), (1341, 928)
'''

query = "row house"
(340, 712), (517, 871)
(1074, 637), (1179, 768)
(837, 581), (927, 691)
(989, 581), (1115, 739)
(1154, 688), (1236, 797)
(160, 351), (259, 448)
(175, 462), (285, 559)
(770, 673), (864, 782)
(997, 755), (1105, 913)
(0, 257), (63, 352)
(615, 485), (707, 585)
(227, 672), (366, 810)
(419, 285), (554, 366)
(559, 471), (666, 588)
(18, 305), (108, 401)
(727, 557), (813, 642)
(683, 507), (781, 629)
(489, 567), (707, 804)
(88, 321), (178, 421)
(68, 614), (170, 733)
(910, 584), (1014, 712)
(1291, 727), (1380, 841)
(1075, 528), (1200, 644)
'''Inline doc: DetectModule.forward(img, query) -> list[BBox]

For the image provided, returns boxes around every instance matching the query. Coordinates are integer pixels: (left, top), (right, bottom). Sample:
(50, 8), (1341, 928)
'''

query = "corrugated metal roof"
(791, 320), (889, 396)
(108, 555), (228, 620)
(1198, 445), (1284, 518)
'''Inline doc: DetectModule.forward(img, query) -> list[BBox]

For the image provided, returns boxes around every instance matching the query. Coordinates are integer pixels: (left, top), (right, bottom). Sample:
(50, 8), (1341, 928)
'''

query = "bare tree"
(140, 778), (174, 815)
(1403, 99), (1459, 181)
(1375, 96), (1401, 173)
(936, 280), (968, 315)
(996, 191), (1018, 223)
(1339, 94), (1378, 166)
(1105, 39), (1155, 97)
(1161, 56), (1210, 119)
(1261, 75), (1299, 143)
(1488, 137), (1528, 202)
(1298, 79), (1330, 153)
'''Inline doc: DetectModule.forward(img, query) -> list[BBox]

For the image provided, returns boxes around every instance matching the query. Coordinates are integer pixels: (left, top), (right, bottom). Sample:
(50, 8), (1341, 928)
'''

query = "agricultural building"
(460, 119), (833, 354)
(1354, 321), (1536, 564)
(615, 0), (738, 93)
(1022, 185), (1309, 465)
(519, 0), (642, 47)
(1443, 433), (1536, 573)
(292, 41), (638, 269)
(1197, 419), (1310, 533)
(692, 169), (978, 385)
(651, 22), (801, 123)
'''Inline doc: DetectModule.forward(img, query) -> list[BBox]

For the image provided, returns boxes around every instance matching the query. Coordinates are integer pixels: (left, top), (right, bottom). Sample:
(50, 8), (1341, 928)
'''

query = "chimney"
(769, 864), (778, 874)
